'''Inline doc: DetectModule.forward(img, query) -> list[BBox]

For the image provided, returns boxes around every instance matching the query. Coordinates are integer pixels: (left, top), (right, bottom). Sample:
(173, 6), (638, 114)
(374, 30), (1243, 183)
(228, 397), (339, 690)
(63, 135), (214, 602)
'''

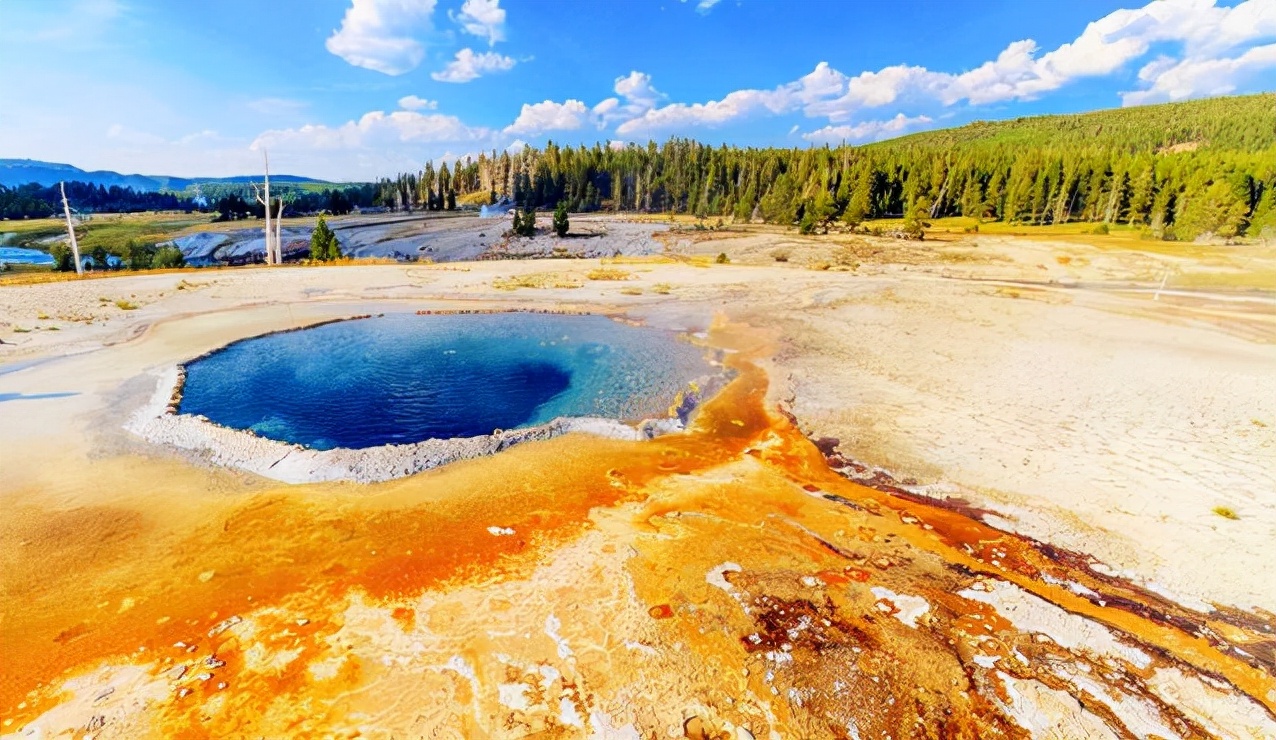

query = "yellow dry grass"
(585, 267), (632, 281)
(491, 272), (583, 291)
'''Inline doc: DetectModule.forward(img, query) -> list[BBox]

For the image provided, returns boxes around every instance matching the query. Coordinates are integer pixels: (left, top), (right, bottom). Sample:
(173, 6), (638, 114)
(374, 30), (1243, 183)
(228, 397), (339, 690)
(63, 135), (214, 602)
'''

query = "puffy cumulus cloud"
(250, 110), (498, 180)
(326, 0), (436, 76)
(613, 0), (1276, 134)
(1122, 43), (1276, 105)
(253, 111), (492, 162)
(397, 95), (438, 111)
(593, 71), (667, 127)
(450, 0), (505, 45)
(615, 87), (791, 136)
(431, 48), (516, 83)
(504, 99), (590, 135)
(801, 114), (934, 145)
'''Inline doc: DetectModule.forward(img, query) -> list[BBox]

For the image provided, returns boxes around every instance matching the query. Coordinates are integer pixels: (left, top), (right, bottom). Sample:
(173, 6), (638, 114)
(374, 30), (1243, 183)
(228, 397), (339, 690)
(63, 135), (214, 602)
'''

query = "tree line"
(378, 93), (1276, 240)
(0, 181), (384, 222)
(0, 181), (199, 219)
(206, 183), (381, 221)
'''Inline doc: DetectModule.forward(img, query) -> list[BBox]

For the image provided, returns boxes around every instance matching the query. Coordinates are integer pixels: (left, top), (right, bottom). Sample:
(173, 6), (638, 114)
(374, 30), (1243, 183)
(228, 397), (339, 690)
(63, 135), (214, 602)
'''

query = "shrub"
(771, 249), (790, 262)
(1091, 222), (1110, 235)
(153, 247), (186, 269)
(126, 239), (157, 270)
(552, 202), (570, 237)
(715, 252), (730, 264)
(115, 299), (138, 310)
(513, 208), (537, 237)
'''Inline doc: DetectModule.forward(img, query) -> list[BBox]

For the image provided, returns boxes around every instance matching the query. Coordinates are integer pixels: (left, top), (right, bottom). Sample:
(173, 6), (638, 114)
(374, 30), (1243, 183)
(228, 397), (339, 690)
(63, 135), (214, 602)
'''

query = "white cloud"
(504, 99), (591, 135)
(594, 71), (667, 126)
(682, 0), (723, 14)
(431, 47), (516, 83)
(451, 0), (506, 45)
(249, 110), (499, 180)
(1122, 42), (1276, 105)
(326, 0), (437, 76)
(801, 114), (934, 145)
(615, 87), (791, 136)
(254, 110), (492, 151)
(619, 0), (1276, 134)
(398, 95), (438, 111)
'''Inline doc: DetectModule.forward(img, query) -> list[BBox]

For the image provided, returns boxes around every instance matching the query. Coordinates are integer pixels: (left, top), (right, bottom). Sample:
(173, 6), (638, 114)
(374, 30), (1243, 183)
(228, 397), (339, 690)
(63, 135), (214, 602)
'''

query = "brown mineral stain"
(648, 604), (674, 619)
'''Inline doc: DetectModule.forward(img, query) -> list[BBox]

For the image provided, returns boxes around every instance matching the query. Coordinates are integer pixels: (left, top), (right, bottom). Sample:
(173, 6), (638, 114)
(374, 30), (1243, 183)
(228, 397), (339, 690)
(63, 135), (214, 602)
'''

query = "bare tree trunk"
(252, 151), (275, 264)
(59, 182), (84, 275)
(275, 198), (284, 263)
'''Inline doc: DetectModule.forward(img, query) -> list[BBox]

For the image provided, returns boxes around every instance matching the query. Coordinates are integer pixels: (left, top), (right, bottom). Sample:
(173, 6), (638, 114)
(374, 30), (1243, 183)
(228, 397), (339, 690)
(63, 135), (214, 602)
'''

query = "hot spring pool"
(178, 313), (714, 450)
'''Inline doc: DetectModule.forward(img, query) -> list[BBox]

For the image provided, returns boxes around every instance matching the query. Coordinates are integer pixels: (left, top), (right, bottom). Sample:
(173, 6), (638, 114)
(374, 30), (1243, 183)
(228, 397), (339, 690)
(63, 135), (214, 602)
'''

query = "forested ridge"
(0, 181), (382, 221)
(379, 93), (1276, 240)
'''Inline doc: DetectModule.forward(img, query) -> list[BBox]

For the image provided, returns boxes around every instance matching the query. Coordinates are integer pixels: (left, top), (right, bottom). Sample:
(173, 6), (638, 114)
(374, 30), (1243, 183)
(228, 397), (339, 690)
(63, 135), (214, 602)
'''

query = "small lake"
(0, 246), (54, 265)
(178, 313), (713, 450)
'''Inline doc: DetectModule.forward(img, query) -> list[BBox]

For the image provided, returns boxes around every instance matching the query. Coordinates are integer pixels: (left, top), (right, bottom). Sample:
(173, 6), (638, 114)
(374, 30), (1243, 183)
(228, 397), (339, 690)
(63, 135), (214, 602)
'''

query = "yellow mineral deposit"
(3, 313), (1275, 738)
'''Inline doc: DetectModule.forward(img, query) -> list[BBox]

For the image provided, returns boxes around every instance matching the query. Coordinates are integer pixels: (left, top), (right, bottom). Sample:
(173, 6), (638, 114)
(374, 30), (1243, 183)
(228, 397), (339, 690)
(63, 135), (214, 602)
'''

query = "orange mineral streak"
(2, 317), (1274, 734)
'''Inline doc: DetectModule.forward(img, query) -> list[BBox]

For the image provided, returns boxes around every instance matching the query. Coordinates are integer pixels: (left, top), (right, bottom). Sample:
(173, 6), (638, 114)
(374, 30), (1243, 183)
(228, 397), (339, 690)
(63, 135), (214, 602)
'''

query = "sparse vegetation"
(771, 248), (791, 262)
(652, 282), (673, 294)
(1213, 506), (1240, 520)
(491, 272), (582, 290)
(586, 267), (631, 281)
(831, 246), (860, 270)
(114, 299), (138, 310)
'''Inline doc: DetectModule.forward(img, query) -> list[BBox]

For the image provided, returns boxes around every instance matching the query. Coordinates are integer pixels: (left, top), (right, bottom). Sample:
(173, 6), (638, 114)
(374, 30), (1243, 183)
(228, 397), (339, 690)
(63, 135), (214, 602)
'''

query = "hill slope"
(869, 93), (1275, 153)
(0, 159), (331, 191)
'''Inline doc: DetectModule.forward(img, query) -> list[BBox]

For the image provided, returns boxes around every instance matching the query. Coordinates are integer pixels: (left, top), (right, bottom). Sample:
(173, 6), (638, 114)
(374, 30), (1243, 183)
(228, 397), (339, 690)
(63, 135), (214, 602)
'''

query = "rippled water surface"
(0, 246), (54, 264)
(179, 313), (711, 449)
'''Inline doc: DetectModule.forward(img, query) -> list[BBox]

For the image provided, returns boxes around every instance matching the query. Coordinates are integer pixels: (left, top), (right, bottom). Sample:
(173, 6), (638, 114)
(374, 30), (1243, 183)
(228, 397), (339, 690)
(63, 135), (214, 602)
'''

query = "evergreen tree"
(310, 215), (341, 261)
(553, 201), (570, 237)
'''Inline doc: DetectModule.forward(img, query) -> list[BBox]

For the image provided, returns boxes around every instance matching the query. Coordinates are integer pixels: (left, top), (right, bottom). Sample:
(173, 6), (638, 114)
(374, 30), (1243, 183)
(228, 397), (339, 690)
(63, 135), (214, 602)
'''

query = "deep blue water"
(0, 246), (54, 265)
(179, 313), (712, 450)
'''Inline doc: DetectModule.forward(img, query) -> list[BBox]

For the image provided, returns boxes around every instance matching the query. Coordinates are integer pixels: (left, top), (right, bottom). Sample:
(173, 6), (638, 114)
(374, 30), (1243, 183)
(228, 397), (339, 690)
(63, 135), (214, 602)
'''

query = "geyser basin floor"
(178, 313), (712, 450)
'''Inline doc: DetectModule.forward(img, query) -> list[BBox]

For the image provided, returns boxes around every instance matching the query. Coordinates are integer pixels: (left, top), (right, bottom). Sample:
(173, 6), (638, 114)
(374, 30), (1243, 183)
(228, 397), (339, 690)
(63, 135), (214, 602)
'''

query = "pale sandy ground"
(2, 234), (1274, 610)
(2, 221), (1275, 737)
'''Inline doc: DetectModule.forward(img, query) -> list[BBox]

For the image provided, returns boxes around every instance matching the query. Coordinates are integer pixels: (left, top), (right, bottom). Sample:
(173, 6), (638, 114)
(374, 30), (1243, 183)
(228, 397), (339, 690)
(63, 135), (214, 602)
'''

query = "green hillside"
(874, 94), (1275, 153)
(379, 93), (1274, 241)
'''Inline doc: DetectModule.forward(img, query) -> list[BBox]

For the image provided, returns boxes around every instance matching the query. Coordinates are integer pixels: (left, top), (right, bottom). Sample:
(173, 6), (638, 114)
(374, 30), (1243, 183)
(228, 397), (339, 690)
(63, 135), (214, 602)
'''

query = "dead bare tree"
(274, 197), (284, 262)
(59, 182), (84, 275)
(251, 150), (276, 264)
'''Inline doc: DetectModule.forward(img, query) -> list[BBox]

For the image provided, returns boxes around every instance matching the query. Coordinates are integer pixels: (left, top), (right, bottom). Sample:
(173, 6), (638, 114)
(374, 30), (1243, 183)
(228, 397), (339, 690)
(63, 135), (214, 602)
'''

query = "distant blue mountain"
(0, 159), (331, 191)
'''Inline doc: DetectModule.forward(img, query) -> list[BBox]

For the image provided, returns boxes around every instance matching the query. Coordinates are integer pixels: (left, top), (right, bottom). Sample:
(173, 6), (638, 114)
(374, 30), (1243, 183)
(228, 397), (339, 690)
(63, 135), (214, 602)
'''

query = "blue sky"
(1, 0), (1273, 181)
